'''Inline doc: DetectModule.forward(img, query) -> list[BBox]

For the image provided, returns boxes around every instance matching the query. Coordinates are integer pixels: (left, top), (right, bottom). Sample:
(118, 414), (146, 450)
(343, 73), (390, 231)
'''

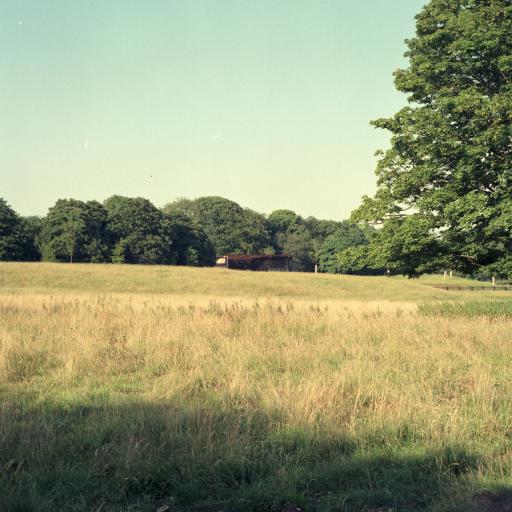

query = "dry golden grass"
(1, 263), (511, 511)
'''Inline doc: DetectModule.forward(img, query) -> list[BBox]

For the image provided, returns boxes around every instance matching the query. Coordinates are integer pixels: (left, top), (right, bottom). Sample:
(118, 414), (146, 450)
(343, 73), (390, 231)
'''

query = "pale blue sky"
(1, 0), (425, 220)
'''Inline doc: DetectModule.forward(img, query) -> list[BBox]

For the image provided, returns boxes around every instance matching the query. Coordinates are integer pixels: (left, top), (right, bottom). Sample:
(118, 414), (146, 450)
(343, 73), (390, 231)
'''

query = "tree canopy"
(104, 196), (169, 264)
(0, 198), (25, 261)
(317, 222), (370, 274)
(266, 210), (302, 236)
(353, 0), (512, 278)
(163, 210), (216, 267)
(38, 199), (110, 263)
(163, 196), (270, 257)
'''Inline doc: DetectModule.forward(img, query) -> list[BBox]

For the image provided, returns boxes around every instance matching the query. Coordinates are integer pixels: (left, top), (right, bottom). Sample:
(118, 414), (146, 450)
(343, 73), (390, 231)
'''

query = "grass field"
(1, 263), (512, 512)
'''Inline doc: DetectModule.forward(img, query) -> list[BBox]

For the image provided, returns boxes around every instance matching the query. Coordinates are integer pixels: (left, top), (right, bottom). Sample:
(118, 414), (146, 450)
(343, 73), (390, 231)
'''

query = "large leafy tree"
(39, 199), (110, 263)
(104, 196), (171, 264)
(353, 0), (512, 277)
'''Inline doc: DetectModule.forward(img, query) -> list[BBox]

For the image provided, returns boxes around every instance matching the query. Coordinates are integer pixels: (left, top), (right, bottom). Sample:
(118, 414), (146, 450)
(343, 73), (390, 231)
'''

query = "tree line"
(7, 1), (509, 279)
(0, 195), (377, 273)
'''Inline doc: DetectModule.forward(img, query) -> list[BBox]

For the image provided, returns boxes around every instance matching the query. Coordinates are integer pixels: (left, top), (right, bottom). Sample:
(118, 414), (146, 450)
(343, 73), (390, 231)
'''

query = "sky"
(0, 0), (426, 221)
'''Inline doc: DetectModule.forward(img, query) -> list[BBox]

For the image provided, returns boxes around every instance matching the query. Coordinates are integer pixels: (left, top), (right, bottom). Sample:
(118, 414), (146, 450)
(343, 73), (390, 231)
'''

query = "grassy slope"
(0, 262), (506, 302)
(1, 263), (511, 512)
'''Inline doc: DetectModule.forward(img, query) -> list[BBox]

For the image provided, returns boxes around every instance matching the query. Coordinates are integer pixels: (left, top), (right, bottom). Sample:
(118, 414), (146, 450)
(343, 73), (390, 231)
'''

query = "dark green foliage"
(317, 222), (369, 273)
(267, 212), (371, 274)
(163, 196), (271, 257)
(278, 225), (316, 271)
(104, 196), (171, 264)
(353, 0), (512, 278)
(163, 211), (216, 266)
(335, 219), (442, 277)
(81, 201), (111, 262)
(104, 196), (163, 243)
(39, 199), (110, 263)
(110, 232), (170, 265)
(18, 216), (42, 261)
(478, 255), (512, 280)
(304, 217), (342, 241)
(266, 209), (302, 236)
(0, 198), (25, 261)
(0, 200), (41, 261)
(267, 210), (312, 268)
(335, 245), (379, 275)
(266, 211), (337, 271)
(267, 211), (360, 272)
(104, 196), (216, 266)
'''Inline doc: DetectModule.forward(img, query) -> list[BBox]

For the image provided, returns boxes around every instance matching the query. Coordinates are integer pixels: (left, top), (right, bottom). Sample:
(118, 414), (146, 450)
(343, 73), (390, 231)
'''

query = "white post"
(492, 276), (496, 286)
(449, 270), (453, 278)
(443, 270), (447, 280)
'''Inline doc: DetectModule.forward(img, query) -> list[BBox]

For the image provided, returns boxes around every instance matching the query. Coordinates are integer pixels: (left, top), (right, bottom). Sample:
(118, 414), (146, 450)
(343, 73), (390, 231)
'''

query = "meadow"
(1, 263), (512, 512)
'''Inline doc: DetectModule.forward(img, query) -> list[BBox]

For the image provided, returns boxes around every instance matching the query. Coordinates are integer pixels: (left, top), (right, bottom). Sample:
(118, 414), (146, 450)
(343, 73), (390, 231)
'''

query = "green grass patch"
(419, 299), (512, 319)
(0, 394), (485, 512)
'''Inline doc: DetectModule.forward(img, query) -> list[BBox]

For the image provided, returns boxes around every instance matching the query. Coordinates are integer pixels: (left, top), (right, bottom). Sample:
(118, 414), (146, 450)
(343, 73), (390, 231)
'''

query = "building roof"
(223, 254), (292, 262)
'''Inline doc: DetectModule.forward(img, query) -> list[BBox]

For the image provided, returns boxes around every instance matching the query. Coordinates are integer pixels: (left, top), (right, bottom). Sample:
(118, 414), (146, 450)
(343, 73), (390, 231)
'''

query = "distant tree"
(39, 199), (110, 263)
(62, 209), (85, 263)
(279, 225), (316, 271)
(238, 208), (270, 254)
(18, 216), (42, 261)
(266, 210), (302, 236)
(162, 197), (196, 216)
(163, 210), (216, 266)
(317, 222), (369, 273)
(267, 210), (356, 271)
(104, 196), (163, 241)
(81, 201), (111, 262)
(352, 0), (512, 278)
(304, 217), (342, 241)
(163, 196), (270, 256)
(0, 198), (24, 261)
(104, 196), (170, 264)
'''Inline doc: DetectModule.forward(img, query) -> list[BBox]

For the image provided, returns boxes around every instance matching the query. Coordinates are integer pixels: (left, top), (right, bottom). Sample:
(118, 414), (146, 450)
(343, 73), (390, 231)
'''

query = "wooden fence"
(427, 284), (512, 292)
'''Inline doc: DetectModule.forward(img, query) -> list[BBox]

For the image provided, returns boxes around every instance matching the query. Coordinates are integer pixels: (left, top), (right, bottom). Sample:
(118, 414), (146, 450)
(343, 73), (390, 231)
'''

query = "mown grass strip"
(419, 300), (512, 319)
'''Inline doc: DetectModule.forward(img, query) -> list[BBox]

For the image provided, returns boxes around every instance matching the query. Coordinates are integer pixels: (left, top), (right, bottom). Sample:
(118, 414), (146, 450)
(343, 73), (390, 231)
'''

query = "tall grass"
(0, 264), (511, 511)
